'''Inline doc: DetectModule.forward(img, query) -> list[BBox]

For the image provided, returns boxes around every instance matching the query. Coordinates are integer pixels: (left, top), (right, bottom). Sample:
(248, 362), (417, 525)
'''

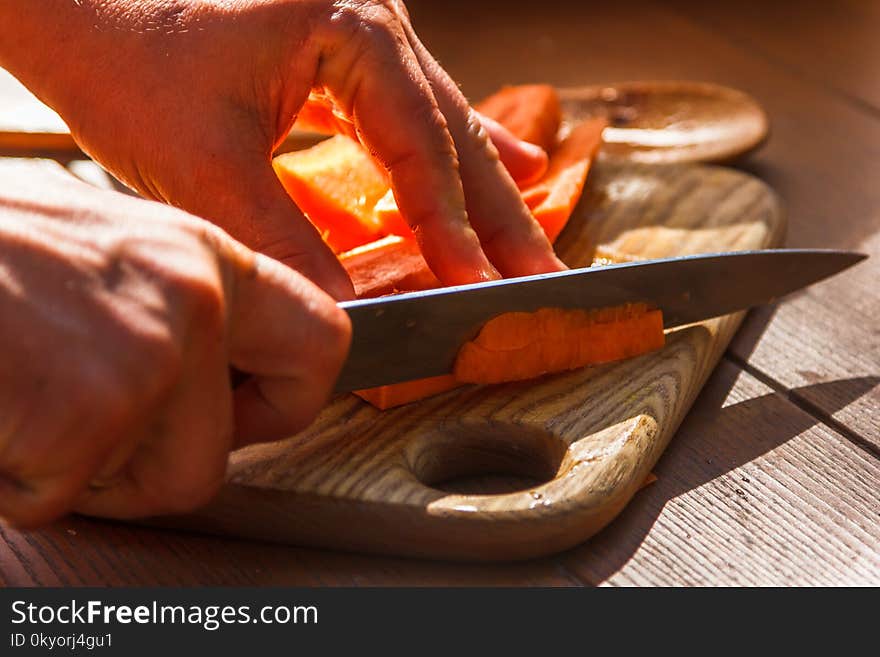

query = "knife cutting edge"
(333, 249), (866, 392)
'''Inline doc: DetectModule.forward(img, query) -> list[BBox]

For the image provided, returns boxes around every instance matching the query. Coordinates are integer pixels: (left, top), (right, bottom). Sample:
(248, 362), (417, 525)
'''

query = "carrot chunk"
(475, 84), (562, 152)
(339, 235), (440, 298)
(524, 118), (607, 242)
(454, 305), (665, 384)
(371, 118), (606, 248)
(354, 374), (460, 410)
(272, 135), (388, 252)
(355, 304), (665, 409)
(373, 189), (415, 239)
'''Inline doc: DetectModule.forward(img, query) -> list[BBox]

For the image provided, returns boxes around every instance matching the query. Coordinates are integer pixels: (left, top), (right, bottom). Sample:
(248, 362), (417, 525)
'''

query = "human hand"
(0, 164), (350, 526)
(2, 0), (563, 299)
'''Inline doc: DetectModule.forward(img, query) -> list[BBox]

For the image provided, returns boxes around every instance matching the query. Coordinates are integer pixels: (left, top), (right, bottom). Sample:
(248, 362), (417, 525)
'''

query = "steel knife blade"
(333, 249), (866, 392)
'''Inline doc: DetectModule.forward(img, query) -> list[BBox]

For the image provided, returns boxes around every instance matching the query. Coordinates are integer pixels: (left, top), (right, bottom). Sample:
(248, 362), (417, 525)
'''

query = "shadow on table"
(559, 361), (878, 584)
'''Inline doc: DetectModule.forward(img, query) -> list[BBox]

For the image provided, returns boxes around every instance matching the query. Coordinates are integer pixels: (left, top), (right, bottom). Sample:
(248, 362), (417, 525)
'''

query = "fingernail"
(478, 264), (502, 282)
(516, 139), (546, 159)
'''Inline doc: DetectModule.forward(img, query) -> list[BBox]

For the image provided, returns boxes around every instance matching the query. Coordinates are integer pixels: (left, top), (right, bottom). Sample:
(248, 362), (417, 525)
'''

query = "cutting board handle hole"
(405, 423), (568, 496)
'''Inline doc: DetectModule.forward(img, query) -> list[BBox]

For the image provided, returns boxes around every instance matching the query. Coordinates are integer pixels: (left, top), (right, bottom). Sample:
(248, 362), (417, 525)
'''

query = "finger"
(315, 11), (498, 285)
(74, 351), (233, 519)
(293, 98), (548, 186)
(165, 138), (355, 300)
(0, 472), (87, 528)
(223, 251), (351, 444)
(226, 161), (356, 300)
(74, 284), (234, 518)
(478, 114), (549, 186)
(0, 366), (143, 526)
(396, 17), (565, 277)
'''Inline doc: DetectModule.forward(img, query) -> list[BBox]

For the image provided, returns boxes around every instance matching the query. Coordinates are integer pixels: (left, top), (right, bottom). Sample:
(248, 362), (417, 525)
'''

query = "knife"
(333, 249), (866, 392)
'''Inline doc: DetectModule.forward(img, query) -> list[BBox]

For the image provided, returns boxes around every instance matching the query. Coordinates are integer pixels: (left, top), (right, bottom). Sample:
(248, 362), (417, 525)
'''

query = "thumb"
(184, 148), (355, 300)
(235, 165), (356, 301)
(216, 240), (352, 445)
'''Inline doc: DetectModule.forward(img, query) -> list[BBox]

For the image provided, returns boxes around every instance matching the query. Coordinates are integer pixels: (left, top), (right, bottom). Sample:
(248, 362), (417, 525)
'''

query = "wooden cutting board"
(150, 161), (783, 560)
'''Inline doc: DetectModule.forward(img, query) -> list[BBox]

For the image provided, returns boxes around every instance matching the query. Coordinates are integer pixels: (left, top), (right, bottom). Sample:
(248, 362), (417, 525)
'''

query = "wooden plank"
(563, 361), (880, 586)
(729, 232), (880, 450)
(0, 519), (578, 586)
(667, 0), (880, 113)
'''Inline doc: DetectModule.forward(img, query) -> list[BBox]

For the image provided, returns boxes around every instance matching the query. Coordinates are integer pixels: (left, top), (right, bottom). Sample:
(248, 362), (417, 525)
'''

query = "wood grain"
(728, 233), (880, 451)
(0, 518), (579, 586)
(559, 81), (768, 164)
(562, 361), (880, 586)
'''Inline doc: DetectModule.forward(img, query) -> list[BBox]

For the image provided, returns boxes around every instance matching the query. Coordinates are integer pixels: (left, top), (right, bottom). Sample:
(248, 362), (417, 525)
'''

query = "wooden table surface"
(1, 0), (878, 586)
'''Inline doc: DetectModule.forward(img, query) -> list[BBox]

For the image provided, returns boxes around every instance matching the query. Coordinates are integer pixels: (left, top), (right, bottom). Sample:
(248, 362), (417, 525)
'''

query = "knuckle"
(329, 1), (397, 35)
(317, 304), (352, 372)
(0, 478), (74, 529)
(465, 109), (494, 152)
(154, 465), (226, 515)
(76, 356), (139, 420)
(182, 273), (226, 329)
(322, 1), (405, 65)
(413, 101), (451, 137)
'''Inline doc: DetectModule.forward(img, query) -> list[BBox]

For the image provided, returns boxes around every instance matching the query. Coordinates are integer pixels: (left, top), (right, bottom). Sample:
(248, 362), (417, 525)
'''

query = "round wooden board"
(559, 81), (769, 164)
(155, 161), (785, 561)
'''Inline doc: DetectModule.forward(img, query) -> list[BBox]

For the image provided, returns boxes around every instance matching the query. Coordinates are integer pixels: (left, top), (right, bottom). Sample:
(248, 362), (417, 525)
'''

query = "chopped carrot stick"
(339, 235), (440, 298)
(354, 374), (460, 410)
(372, 118), (606, 246)
(475, 84), (562, 152)
(454, 305), (664, 384)
(373, 189), (415, 239)
(524, 117), (607, 242)
(272, 135), (388, 252)
(355, 304), (665, 409)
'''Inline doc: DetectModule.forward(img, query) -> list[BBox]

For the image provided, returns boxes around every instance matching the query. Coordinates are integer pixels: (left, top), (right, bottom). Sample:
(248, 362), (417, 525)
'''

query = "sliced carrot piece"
(373, 117), (606, 245)
(272, 135), (388, 252)
(524, 117), (607, 242)
(454, 304), (664, 384)
(373, 189), (415, 239)
(354, 374), (460, 410)
(475, 84), (562, 152)
(339, 235), (440, 298)
(355, 304), (665, 409)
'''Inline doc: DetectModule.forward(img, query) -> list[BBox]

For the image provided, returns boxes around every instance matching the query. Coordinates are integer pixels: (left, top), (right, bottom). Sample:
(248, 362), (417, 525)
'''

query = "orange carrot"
(339, 235), (439, 298)
(272, 135), (388, 252)
(524, 118), (607, 242)
(475, 84), (562, 152)
(454, 304), (664, 384)
(373, 117), (606, 245)
(354, 374), (460, 410)
(355, 304), (665, 409)
(372, 189), (415, 239)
